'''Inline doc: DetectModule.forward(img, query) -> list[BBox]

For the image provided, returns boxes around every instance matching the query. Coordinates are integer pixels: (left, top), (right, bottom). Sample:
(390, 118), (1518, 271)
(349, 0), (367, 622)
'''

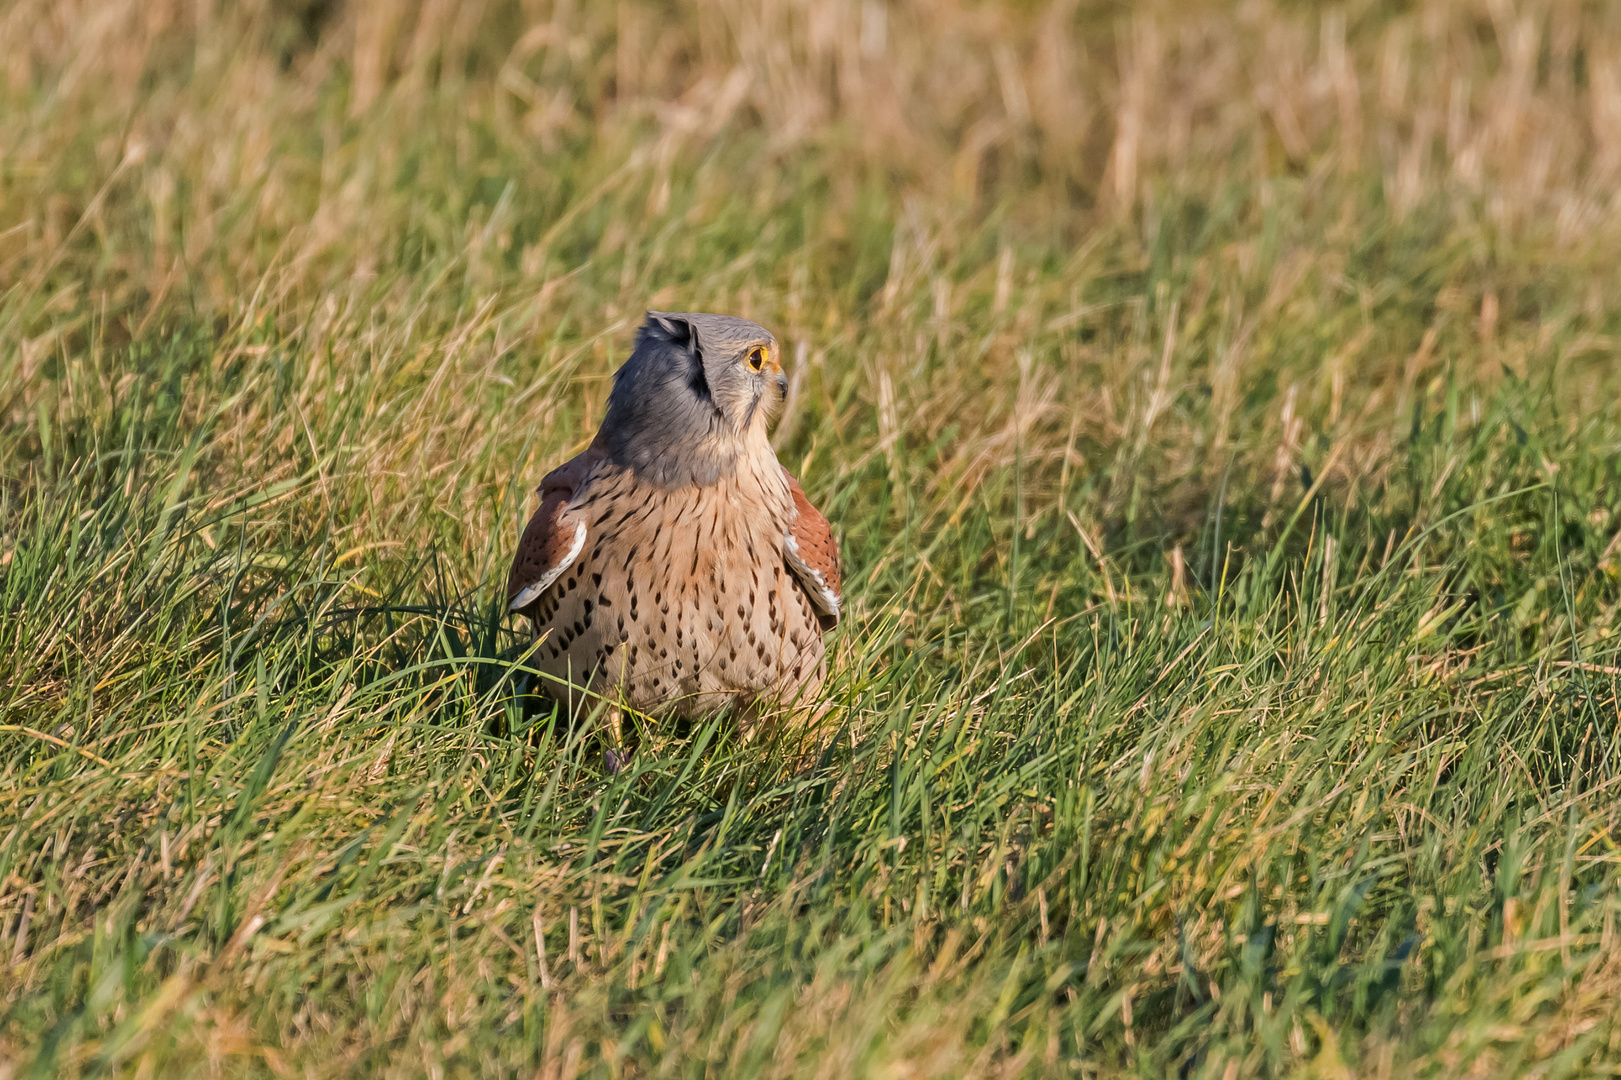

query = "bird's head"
(600, 311), (788, 487)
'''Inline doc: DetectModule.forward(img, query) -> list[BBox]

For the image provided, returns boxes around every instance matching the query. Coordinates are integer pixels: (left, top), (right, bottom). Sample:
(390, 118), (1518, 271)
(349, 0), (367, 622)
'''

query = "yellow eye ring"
(746, 346), (767, 372)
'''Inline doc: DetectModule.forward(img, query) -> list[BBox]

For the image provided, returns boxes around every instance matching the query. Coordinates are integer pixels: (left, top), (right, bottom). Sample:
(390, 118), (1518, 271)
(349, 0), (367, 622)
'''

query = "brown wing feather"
(506, 447), (600, 613)
(781, 467), (842, 631)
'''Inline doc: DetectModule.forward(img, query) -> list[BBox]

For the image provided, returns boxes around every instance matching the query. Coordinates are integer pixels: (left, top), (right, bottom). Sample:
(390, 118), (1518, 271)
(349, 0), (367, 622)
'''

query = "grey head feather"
(600, 311), (783, 489)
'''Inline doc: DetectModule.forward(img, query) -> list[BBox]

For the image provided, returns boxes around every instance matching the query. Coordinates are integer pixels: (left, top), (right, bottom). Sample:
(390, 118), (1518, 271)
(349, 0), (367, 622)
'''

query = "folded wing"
(507, 449), (598, 613)
(781, 468), (842, 631)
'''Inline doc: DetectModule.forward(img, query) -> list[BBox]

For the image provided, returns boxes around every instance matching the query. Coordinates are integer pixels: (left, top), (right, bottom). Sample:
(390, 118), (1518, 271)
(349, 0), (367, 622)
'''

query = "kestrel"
(506, 311), (841, 723)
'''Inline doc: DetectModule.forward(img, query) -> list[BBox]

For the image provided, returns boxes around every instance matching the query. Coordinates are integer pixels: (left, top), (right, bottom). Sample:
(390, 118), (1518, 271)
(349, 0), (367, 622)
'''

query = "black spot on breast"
(573, 621), (584, 636)
(592, 573), (602, 586)
(583, 599), (593, 615)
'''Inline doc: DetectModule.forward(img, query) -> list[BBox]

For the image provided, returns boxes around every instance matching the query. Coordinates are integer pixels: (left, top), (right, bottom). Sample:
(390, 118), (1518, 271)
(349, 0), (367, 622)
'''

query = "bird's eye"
(746, 347), (767, 372)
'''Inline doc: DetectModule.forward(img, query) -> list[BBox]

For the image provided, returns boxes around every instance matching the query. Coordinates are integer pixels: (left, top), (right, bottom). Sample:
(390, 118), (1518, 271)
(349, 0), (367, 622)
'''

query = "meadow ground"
(4, 1), (1621, 1076)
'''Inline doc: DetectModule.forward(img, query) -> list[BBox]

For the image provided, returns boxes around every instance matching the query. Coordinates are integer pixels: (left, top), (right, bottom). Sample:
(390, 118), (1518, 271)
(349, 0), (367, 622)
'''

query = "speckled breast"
(523, 466), (828, 717)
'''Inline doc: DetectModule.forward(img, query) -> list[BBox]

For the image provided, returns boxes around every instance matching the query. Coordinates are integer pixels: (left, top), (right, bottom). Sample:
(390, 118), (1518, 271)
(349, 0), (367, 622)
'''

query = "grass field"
(4, 1), (1621, 1076)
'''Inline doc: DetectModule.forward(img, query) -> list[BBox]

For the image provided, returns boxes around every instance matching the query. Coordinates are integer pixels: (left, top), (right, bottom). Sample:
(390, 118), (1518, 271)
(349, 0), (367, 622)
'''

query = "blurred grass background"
(3, 0), (1621, 1075)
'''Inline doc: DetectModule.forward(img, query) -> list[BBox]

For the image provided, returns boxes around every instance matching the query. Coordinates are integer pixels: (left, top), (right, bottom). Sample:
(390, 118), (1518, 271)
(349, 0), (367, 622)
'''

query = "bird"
(505, 311), (841, 733)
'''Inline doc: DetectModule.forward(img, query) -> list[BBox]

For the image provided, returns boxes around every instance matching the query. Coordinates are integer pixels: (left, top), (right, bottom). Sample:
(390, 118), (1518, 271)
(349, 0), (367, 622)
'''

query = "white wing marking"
(783, 532), (840, 621)
(509, 521), (586, 611)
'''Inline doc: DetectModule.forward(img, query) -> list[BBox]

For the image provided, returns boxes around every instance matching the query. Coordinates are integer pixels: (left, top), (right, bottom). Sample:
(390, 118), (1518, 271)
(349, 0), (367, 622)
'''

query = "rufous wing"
(506, 449), (597, 614)
(781, 468), (842, 631)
